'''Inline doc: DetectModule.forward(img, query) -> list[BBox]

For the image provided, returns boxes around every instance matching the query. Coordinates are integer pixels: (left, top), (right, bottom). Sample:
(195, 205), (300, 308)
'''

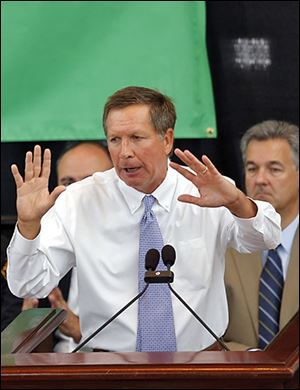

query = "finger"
(22, 297), (39, 310)
(48, 287), (67, 309)
(50, 287), (64, 300)
(48, 293), (60, 307)
(11, 164), (24, 189)
(33, 145), (42, 177)
(49, 185), (66, 205)
(24, 151), (34, 181)
(181, 150), (209, 174)
(174, 149), (207, 174)
(174, 149), (200, 166)
(201, 154), (219, 174)
(169, 161), (197, 182)
(40, 148), (51, 179)
(173, 148), (191, 166)
(177, 194), (204, 205)
(32, 298), (39, 308)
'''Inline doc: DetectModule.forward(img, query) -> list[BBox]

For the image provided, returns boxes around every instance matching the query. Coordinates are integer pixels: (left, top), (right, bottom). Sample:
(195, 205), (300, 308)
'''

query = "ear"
(163, 128), (174, 155)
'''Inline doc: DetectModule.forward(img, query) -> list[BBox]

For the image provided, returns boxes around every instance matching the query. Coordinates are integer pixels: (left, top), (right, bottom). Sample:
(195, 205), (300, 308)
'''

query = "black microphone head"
(145, 248), (160, 271)
(161, 244), (176, 268)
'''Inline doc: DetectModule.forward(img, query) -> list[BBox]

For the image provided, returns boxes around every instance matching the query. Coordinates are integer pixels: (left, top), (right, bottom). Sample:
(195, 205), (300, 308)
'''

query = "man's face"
(57, 144), (113, 186)
(245, 139), (299, 216)
(106, 104), (174, 194)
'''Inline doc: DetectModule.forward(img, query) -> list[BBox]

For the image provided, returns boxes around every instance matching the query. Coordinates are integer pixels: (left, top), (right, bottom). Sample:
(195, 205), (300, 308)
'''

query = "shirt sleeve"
(7, 207), (75, 299)
(228, 198), (281, 253)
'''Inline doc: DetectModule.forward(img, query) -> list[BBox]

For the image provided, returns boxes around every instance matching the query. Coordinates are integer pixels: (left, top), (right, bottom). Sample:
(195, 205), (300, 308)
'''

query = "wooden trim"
(1, 313), (298, 389)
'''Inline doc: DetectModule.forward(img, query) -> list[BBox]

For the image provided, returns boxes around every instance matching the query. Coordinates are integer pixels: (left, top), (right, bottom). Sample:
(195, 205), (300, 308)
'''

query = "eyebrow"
(246, 161), (284, 168)
(246, 160), (283, 165)
(60, 176), (76, 184)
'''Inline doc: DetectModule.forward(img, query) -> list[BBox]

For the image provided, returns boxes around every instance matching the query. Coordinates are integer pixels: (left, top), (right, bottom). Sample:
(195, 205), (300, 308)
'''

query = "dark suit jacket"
(224, 227), (299, 351)
(1, 234), (23, 331)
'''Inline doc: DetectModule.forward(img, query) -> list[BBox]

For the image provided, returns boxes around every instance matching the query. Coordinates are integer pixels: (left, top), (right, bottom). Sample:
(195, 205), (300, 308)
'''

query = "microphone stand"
(72, 284), (149, 352)
(168, 283), (229, 351)
(72, 251), (229, 352)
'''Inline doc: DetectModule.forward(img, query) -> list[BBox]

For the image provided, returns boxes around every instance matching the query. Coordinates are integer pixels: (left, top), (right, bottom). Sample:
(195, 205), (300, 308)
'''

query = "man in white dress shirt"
(21, 141), (113, 352)
(7, 86), (281, 352)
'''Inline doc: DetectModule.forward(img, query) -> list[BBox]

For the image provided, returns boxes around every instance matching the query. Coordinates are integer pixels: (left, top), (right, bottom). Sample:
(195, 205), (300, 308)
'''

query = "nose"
(254, 168), (268, 184)
(120, 139), (134, 159)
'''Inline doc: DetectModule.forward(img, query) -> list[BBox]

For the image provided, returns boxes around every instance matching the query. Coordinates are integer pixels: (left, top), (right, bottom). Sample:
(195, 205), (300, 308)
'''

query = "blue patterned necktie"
(258, 247), (284, 349)
(136, 195), (177, 352)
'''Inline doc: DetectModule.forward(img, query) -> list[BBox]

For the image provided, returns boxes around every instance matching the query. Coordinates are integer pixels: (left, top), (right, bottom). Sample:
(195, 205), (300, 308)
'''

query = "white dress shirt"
(7, 166), (281, 352)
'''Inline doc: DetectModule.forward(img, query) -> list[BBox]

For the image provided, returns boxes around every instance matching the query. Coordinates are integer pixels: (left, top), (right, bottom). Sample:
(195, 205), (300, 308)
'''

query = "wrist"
(227, 191), (257, 218)
(17, 219), (41, 240)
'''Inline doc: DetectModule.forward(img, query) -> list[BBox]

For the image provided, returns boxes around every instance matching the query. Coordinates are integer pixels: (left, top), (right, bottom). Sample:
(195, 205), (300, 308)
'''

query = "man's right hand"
(22, 288), (82, 344)
(48, 287), (82, 343)
(11, 145), (66, 239)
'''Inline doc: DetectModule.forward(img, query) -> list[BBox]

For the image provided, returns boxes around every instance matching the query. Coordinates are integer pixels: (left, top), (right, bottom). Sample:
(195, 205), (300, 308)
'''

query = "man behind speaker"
(224, 120), (299, 351)
(7, 86), (281, 352)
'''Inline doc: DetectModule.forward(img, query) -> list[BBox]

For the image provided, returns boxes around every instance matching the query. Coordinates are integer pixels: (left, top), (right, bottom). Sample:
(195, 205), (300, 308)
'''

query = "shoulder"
(53, 168), (119, 212)
(62, 168), (117, 195)
(73, 167), (117, 189)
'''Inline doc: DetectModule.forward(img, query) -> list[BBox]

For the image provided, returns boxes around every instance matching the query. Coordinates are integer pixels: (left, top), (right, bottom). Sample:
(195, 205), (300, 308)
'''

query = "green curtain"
(1, 1), (216, 141)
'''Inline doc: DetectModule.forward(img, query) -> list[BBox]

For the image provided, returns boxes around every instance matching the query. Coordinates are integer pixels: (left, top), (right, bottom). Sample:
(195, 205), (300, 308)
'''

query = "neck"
(280, 204), (299, 230)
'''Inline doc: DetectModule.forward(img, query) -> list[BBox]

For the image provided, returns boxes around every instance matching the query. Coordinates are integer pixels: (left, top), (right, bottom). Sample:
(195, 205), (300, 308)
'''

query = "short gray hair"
(240, 120), (299, 169)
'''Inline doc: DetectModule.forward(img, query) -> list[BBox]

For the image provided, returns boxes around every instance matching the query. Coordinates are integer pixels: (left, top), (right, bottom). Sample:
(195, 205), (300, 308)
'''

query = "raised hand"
(11, 145), (66, 238)
(170, 149), (257, 218)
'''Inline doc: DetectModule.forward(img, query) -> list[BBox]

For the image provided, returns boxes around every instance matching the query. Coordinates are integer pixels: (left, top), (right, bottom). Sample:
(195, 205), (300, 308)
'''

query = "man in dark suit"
(1, 234), (23, 331)
(224, 120), (299, 350)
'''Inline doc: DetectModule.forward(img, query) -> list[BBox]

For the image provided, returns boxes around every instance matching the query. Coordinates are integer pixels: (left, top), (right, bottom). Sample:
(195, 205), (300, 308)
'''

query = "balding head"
(57, 142), (113, 186)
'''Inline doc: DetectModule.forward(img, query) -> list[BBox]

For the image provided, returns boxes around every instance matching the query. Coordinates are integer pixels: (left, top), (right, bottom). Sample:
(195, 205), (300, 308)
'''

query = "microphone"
(162, 244), (176, 269)
(161, 245), (229, 352)
(71, 249), (154, 353)
(144, 247), (174, 284)
(145, 248), (160, 271)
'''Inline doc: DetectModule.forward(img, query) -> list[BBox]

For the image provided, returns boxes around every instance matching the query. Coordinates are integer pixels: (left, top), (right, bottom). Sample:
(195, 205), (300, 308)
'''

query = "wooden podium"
(1, 312), (298, 389)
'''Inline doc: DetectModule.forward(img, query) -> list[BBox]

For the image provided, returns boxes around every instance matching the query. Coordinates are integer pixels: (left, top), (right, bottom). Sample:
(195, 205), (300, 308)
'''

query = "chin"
(121, 176), (142, 190)
(255, 195), (272, 202)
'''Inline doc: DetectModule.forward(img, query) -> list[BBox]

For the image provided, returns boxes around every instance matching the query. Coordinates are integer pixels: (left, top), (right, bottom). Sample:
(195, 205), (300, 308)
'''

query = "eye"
(60, 177), (76, 186)
(246, 166), (257, 174)
(109, 137), (119, 144)
(270, 167), (282, 174)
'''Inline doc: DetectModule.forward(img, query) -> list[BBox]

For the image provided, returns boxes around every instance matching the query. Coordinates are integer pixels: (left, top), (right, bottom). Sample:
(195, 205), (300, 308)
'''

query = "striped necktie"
(258, 247), (284, 349)
(136, 195), (177, 352)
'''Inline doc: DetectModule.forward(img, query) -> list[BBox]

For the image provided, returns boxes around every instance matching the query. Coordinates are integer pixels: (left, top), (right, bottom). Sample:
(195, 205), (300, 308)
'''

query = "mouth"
(122, 167), (141, 174)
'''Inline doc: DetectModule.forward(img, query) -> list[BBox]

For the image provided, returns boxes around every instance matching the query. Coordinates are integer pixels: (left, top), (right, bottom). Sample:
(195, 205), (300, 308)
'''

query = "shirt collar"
(281, 214), (299, 254)
(117, 164), (178, 214)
